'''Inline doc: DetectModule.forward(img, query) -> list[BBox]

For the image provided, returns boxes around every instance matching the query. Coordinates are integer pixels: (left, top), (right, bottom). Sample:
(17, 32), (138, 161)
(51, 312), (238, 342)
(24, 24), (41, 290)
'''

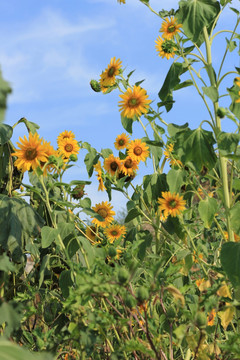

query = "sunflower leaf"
(121, 115), (133, 134)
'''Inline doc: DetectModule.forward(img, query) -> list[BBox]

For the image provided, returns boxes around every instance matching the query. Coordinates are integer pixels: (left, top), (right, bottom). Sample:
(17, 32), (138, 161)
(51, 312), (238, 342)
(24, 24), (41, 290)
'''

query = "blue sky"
(0, 0), (239, 215)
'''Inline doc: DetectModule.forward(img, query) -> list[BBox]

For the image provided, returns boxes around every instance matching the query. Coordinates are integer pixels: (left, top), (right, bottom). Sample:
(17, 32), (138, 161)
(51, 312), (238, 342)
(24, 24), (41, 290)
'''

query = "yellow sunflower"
(12, 132), (48, 173)
(155, 36), (176, 60)
(57, 130), (75, 145)
(85, 225), (97, 242)
(114, 133), (130, 150)
(40, 140), (56, 175)
(92, 201), (115, 228)
(118, 85), (151, 119)
(117, 0), (126, 3)
(163, 143), (182, 167)
(120, 156), (139, 176)
(158, 191), (186, 217)
(160, 17), (182, 40)
(94, 161), (106, 191)
(207, 309), (217, 326)
(104, 224), (126, 243)
(58, 138), (80, 159)
(104, 154), (122, 176)
(127, 139), (149, 162)
(100, 57), (122, 88)
(234, 77), (240, 103)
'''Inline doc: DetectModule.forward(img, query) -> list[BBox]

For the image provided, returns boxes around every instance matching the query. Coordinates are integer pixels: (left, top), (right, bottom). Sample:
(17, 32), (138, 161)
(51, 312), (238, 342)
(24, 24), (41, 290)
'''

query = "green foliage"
(221, 242), (240, 287)
(0, 69), (12, 124)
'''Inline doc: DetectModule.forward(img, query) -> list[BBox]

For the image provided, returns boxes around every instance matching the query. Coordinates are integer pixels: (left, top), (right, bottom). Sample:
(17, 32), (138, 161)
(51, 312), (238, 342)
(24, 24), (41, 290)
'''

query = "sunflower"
(160, 17), (182, 40)
(163, 143), (182, 167)
(158, 191), (186, 217)
(85, 225), (97, 242)
(12, 132), (48, 173)
(127, 139), (149, 162)
(118, 85), (151, 119)
(94, 161), (106, 191)
(100, 57), (122, 88)
(207, 309), (217, 326)
(40, 140), (56, 175)
(117, 0), (126, 3)
(104, 224), (126, 243)
(57, 130), (75, 145)
(234, 77), (240, 103)
(92, 201), (115, 228)
(58, 138), (80, 159)
(155, 36), (176, 60)
(114, 133), (130, 150)
(104, 154), (122, 176)
(120, 156), (139, 176)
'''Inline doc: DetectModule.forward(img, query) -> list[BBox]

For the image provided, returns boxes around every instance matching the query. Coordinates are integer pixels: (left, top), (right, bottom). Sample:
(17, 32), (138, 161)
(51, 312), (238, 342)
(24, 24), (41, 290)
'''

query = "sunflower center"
(111, 230), (118, 236)
(108, 67), (115, 77)
(125, 158), (133, 168)
(65, 144), (73, 152)
(119, 139), (125, 146)
(134, 146), (143, 156)
(168, 25), (176, 33)
(110, 161), (119, 172)
(169, 200), (177, 208)
(98, 208), (108, 218)
(25, 147), (38, 160)
(128, 97), (139, 107)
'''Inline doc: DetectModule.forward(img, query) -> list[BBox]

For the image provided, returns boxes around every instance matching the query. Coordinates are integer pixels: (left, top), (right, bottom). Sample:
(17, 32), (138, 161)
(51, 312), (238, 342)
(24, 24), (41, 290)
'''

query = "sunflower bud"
(48, 155), (58, 164)
(124, 294), (137, 309)
(72, 185), (85, 200)
(136, 286), (149, 304)
(217, 107), (227, 119)
(108, 246), (117, 258)
(118, 268), (129, 284)
(90, 79), (101, 92)
(69, 154), (78, 162)
(195, 311), (207, 329)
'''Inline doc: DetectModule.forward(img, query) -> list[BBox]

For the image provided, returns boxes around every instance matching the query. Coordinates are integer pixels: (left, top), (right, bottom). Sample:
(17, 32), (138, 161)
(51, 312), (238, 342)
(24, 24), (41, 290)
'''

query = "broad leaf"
(41, 226), (59, 248)
(202, 86), (219, 102)
(125, 208), (141, 223)
(217, 131), (240, 155)
(221, 242), (240, 287)
(121, 115), (133, 134)
(198, 197), (218, 228)
(15, 117), (40, 134)
(0, 124), (13, 145)
(167, 168), (186, 193)
(0, 339), (53, 360)
(230, 202), (240, 236)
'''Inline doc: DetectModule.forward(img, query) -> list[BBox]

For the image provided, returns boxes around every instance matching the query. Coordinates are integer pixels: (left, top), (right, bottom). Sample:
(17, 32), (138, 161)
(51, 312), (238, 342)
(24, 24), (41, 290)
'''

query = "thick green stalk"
(203, 26), (234, 242)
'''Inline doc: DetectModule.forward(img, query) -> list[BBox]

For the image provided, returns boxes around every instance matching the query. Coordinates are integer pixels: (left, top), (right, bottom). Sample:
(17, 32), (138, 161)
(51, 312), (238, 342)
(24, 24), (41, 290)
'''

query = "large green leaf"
(15, 117), (40, 134)
(41, 226), (59, 248)
(0, 125), (13, 145)
(177, 0), (220, 45)
(221, 242), (240, 288)
(0, 195), (44, 261)
(198, 197), (218, 228)
(0, 69), (12, 124)
(230, 202), (240, 236)
(0, 339), (53, 360)
(217, 131), (240, 155)
(121, 115), (133, 134)
(167, 169), (187, 193)
(0, 303), (22, 337)
(175, 127), (217, 171)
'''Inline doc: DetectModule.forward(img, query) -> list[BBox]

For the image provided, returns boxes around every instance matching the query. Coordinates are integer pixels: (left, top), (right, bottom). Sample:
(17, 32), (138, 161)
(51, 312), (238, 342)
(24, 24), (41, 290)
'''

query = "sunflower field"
(1, 0), (240, 359)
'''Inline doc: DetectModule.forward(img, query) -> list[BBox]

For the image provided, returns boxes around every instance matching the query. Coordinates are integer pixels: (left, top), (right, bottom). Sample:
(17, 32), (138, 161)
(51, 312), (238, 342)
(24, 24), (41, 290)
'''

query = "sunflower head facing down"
(114, 133), (130, 150)
(160, 16), (182, 40)
(94, 161), (106, 191)
(104, 224), (127, 243)
(158, 191), (186, 218)
(92, 201), (115, 228)
(58, 138), (80, 159)
(100, 57), (122, 89)
(118, 85), (151, 119)
(12, 132), (48, 173)
(104, 154), (122, 176)
(155, 36), (176, 60)
(127, 139), (149, 163)
(85, 226), (97, 243)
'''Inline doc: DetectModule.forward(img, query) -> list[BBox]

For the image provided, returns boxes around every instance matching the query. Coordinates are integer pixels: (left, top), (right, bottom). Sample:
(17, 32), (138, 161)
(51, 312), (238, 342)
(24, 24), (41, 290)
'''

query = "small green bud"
(217, 107), (226, 119)
(90, 79), (101, 92)
(69, 154), (78, 162)
(108, 246), (117, 258)
(118, 268), (129, 284)
(136, 286), (149, 304)
(195, 311), (207, 329)
(48, 155), (58, 164)
(124, 294), (137, 309)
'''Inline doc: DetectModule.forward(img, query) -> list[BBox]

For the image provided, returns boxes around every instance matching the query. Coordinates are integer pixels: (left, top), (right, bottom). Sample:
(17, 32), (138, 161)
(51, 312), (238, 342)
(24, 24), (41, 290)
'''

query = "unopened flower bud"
(90, 79), (101, 92)
(69, 154), (78, 162)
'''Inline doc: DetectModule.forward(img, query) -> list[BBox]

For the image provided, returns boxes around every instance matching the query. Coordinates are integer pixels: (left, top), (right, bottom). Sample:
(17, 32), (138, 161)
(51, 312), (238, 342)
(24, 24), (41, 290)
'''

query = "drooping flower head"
(127, 139), (149, 163)
(40, 140), (56, 175)
(114, 133), (130, 150)
(85, 225), (97, 242)
(117, 0), (126, 3)
(234, 77), (240, 103)
(104, 224), (126, 243)
(58, 138), (80, 159)
(158, 191), (186, 218)
(57, 130), (75, 145)
(118, 86), (151, 119)
(155, 36), (176, 60)
(160, 17), (182, 40)
(120, 156), (139, 176)
(163, 143), (182, 167)
(92, 201), (115, 228)
(12, 132), (48, 173)
(94, 161), (106, 191)
(104, 154), (122, 176)
(100, 57), (122, 88)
